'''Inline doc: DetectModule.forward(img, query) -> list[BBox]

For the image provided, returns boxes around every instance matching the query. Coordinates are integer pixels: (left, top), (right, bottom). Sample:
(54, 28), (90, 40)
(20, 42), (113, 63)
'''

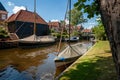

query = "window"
(1, 14), (6, 20)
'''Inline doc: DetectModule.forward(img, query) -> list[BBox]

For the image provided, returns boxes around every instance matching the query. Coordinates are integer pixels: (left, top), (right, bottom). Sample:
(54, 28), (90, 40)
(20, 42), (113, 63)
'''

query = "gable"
(7, 10), (47, 25)
(0, 2), (7, 11)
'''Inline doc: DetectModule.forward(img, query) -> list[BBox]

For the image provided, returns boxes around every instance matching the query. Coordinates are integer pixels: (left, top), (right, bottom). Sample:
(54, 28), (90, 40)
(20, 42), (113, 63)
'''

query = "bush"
(0, 27), (9, 38)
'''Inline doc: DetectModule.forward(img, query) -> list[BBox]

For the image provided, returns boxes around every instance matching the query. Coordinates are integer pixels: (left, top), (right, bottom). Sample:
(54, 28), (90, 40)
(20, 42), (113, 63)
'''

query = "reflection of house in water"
(0, 2), (8, 27)
(6, 10), (50, 39)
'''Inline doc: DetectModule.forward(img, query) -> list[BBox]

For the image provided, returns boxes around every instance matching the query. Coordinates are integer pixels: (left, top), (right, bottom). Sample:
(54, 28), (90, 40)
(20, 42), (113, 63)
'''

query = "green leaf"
(81, 0), (86, 2)
(74, 0), (100, 18)
(74, 2), (80, 7)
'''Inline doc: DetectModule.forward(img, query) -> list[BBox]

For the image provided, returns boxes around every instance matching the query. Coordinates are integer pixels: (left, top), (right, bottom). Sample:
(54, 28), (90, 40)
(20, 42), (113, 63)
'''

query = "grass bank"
(58, 41), (117, 80)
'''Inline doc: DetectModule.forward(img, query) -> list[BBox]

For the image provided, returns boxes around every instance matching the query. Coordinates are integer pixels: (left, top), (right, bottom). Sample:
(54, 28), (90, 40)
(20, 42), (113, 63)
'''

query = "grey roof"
(0, 2), (7, 11)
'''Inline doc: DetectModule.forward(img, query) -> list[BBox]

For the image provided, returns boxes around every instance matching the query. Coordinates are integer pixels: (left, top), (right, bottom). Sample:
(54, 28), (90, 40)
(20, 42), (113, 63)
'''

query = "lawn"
(58, 41), (117, 80)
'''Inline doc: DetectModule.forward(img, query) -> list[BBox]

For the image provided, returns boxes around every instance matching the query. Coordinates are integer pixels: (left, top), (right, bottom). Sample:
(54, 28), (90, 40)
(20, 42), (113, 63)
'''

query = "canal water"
(0, 42), (92, 80)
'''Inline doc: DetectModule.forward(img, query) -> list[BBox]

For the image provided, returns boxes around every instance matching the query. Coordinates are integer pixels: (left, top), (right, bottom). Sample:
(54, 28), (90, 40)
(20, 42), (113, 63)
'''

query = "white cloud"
(89, 22), (96, 25)
(13, 6), (26, 13)
(87, 25), (94, 29)
(51, 19), (59, 22)
(86, 22), (97, 29)
(7, 1), (26, 14)
(8, 2), (14, 6)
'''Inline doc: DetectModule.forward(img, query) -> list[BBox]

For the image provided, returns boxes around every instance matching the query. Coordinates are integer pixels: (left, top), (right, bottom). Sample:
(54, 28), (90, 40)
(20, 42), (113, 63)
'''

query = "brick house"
(48, 21), (61, 32)
(82, 29), (93, 40)
(76, 25), (84, 32)
(0, 2), (8, 27)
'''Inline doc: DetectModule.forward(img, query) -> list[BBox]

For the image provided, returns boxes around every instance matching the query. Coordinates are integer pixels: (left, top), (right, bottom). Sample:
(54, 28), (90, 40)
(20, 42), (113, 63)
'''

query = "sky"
(0, 0), (98, 29)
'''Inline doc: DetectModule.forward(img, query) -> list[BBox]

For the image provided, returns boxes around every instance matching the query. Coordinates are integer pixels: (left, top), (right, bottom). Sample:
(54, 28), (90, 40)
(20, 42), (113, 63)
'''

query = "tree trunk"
(98, 0), (120, 79)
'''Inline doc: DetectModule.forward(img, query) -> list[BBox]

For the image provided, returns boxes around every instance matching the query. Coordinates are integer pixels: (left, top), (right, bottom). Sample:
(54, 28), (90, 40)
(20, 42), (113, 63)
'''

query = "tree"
(75, 0), (120, 79)
(92, 18), (106, 40)
(92, 25), (106, 40)
(70, 7), (87, 26)
(66, 7), (87, 37)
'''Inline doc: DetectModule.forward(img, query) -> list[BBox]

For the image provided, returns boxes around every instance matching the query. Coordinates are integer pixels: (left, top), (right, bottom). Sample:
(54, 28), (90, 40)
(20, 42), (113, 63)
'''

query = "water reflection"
(0, 66), (34, 80)
(0, 42), (68, 80)
(0, 42), (92, 80)
(0, 45), (58, 70)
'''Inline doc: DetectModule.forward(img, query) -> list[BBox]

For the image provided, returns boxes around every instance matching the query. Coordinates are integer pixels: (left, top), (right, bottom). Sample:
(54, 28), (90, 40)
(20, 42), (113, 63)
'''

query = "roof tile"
(6, 10), (47, 24)
(48, 22), (60, 27)
(82, 29), (91, 33)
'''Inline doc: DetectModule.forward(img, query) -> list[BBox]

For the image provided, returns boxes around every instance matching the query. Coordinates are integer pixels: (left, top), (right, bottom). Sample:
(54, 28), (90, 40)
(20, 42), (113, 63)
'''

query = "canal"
(0, 42), (92, 80)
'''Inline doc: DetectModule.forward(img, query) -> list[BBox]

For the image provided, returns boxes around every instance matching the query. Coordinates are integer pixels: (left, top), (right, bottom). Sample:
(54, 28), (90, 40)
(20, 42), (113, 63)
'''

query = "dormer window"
(2, 14), (6, 20)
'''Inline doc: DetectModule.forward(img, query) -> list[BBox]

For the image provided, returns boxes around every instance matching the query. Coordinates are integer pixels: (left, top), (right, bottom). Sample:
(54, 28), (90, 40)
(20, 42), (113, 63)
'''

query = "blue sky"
(0, 0), (98, 29)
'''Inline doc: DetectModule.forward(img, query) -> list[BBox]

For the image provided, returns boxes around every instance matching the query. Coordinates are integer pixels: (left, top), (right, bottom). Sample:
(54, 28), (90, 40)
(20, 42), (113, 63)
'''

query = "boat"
(54, 0), (93, 67)
(54, 43), (88, 67)
(65, 36), (79, 42)
(54, 0), (85, 67)
(18, 0), (55, 48)
(18, 35), (55, 48)
(0, 33), (19, 49)
(0, 40), (18, 49)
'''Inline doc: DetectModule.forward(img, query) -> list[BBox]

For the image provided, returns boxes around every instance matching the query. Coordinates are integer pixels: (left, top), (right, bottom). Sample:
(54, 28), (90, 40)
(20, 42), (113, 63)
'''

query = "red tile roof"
(48, 22), (60, 27)
(6, 10), (47, 24)
(65, 24), (74, 28)
(82, 29), (91, 33)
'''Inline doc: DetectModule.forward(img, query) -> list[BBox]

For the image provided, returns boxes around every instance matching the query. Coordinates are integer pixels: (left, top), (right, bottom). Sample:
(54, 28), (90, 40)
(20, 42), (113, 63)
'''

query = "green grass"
(58, 41), (117, 80)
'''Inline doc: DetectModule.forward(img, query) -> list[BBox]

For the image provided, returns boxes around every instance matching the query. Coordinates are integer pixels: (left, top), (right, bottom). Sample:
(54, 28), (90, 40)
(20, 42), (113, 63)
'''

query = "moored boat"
(18, 0), (56, 49)
(54, 0), (89, 67)
(54, 43), (87, 67)
(18, 35), (56, 48)
(65, 36), (79, 42)
(0, 33), (19, 49)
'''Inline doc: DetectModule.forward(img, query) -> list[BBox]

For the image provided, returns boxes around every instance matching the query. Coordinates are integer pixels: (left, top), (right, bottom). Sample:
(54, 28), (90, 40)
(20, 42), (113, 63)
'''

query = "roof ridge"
(14, 10), (23, 21)
(36, 13), (47, 24)
(7, 10), (47, 24)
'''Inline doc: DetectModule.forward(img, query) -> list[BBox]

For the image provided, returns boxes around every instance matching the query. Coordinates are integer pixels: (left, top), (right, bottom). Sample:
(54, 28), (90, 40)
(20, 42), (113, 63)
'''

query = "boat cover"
(55, 43), (88, 60)
(19, 35), (55, 42)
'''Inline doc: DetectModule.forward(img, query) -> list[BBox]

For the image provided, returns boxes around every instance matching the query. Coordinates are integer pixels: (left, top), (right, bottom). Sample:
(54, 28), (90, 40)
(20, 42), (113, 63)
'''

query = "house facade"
(48, 21), (61, 32)
(76, 25), (84, 32)
(81, 29), (93, 40)
(0, 2), (8, 27)
(6, 10), (50, 39)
